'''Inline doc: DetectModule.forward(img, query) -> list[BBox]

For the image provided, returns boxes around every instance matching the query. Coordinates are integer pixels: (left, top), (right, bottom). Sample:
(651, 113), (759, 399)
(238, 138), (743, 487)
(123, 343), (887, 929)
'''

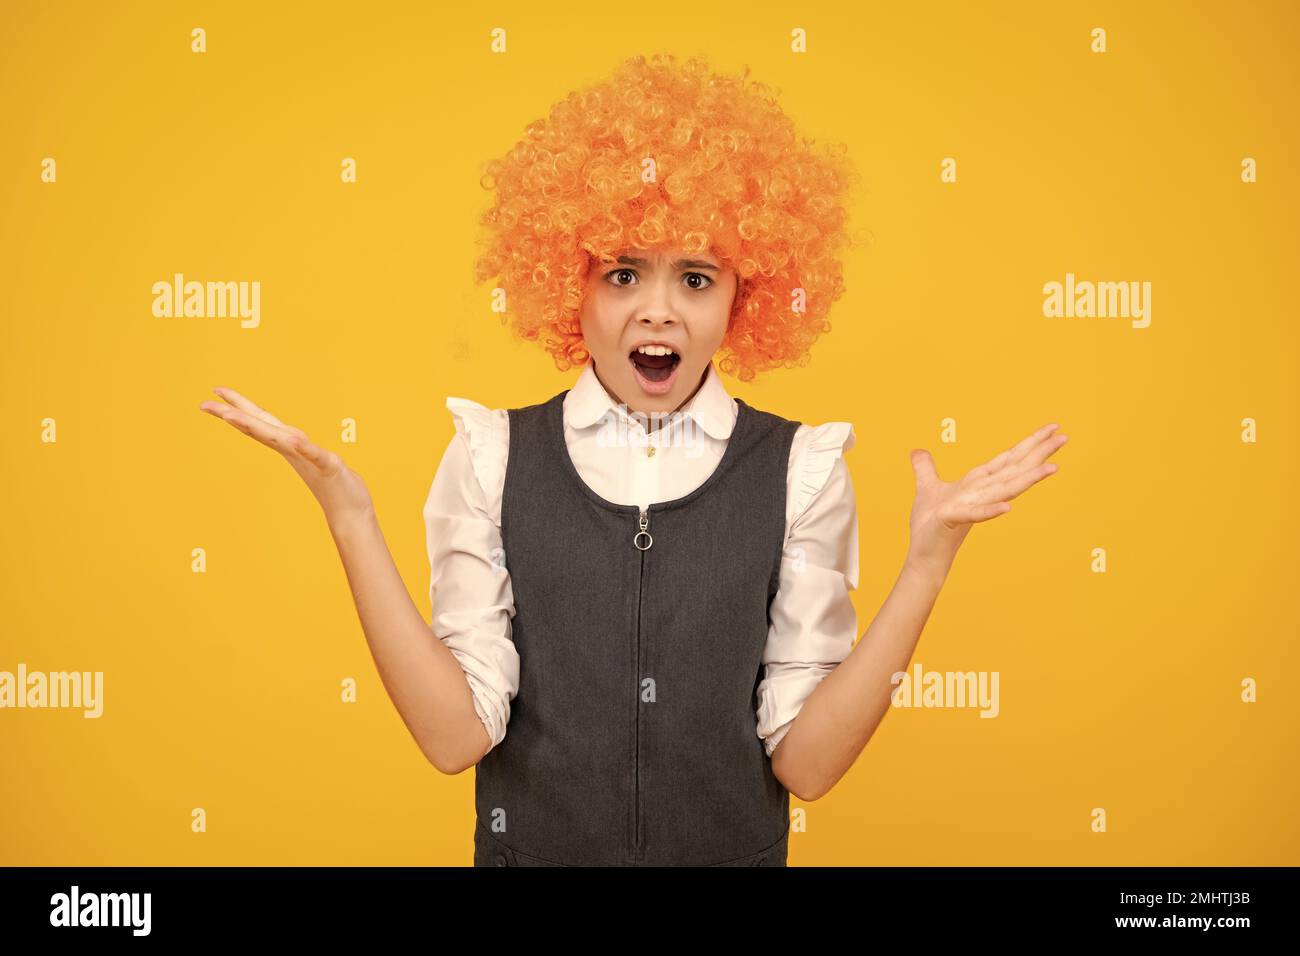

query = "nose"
(637, 312), (678, 332)
(636, 279), (678, 329)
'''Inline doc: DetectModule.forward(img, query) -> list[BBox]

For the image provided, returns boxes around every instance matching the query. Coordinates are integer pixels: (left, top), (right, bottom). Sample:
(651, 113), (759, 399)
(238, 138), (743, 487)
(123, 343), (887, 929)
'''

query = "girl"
(199, 54), (1066, 867)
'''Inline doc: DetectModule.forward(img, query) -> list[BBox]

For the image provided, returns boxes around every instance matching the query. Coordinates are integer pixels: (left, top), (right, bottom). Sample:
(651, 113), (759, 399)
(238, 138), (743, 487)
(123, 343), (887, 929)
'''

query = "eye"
(605, 268), (638, 286)
(683, 272), (714, 291)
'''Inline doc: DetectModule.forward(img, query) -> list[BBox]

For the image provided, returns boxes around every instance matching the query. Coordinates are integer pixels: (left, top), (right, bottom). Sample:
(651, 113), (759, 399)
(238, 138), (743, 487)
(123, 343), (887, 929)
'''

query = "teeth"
(635, 345), (677, 356)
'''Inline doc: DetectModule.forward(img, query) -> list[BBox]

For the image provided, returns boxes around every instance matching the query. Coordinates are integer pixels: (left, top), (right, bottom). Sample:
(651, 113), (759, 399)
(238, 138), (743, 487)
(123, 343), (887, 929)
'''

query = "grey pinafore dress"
(472, 388), (800, 866)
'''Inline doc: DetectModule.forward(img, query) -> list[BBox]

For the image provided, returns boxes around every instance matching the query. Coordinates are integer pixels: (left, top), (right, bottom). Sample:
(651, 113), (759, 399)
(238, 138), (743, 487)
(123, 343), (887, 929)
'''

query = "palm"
(198, 386), (373, 521)
(906, 422), (1068, 574)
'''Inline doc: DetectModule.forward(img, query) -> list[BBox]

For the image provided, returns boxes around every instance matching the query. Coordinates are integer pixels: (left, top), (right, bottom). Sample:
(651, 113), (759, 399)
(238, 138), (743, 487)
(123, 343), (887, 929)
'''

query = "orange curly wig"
(472, 53), (861, 382)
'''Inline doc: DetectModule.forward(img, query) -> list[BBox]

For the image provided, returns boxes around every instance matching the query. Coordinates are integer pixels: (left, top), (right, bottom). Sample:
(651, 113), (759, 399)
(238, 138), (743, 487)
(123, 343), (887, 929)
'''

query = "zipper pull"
(633, 507), (653, 551)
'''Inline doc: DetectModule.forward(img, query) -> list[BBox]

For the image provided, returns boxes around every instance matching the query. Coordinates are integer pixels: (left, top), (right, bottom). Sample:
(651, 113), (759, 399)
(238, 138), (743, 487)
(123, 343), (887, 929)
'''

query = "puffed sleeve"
(422, 396), (520, 754)
(755, 421), (859, 759)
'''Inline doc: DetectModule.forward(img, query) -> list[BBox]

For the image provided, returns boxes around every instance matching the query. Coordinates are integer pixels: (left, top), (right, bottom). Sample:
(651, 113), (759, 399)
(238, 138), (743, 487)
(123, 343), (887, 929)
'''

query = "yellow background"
(1, 0), (1296, 865)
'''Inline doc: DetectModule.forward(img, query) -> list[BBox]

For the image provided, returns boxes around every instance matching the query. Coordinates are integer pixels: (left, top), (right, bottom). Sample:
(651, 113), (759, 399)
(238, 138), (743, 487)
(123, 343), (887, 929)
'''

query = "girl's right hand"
(199, 386), (375, 532)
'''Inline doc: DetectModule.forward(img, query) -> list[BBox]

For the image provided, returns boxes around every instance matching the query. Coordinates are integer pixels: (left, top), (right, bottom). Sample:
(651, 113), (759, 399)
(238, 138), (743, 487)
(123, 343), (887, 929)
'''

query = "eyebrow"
(615, 255), (720, 272)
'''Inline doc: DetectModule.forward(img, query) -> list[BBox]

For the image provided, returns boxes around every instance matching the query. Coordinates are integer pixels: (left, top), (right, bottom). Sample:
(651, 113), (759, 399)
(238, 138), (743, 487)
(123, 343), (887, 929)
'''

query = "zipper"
(633, 506), (653, 552)
(631, 506), (652, 860)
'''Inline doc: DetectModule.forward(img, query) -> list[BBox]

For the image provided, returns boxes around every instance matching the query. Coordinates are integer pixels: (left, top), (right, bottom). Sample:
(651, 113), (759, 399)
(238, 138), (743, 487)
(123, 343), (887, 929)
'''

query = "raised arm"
(771, 422), (1068, 801)
(198, 386), (489, 775)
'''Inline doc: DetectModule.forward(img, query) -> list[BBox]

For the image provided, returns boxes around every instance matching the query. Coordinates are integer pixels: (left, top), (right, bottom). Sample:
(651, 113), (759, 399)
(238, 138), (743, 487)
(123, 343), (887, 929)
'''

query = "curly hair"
(472, 53), (860, 382)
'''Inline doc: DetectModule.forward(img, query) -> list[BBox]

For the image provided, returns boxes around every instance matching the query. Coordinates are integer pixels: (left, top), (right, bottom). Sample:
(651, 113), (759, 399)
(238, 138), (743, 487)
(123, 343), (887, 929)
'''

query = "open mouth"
(628, 345), (682, 395)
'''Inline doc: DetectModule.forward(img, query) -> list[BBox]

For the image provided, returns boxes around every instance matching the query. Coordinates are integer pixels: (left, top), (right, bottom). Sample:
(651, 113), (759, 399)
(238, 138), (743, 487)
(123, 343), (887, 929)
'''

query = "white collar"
(564, 360), (736, 440)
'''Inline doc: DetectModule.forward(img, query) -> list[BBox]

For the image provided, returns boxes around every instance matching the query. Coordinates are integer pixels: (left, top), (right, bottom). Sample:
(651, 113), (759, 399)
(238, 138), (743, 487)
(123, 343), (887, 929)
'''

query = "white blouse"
(423, 360), (860, 761)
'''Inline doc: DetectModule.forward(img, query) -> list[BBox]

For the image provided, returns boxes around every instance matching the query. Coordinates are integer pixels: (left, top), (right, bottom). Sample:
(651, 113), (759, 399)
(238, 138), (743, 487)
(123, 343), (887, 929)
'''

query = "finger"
(200, 401), (328, 468)
(977, 461), (1060, 504)
(294, 433), (331, 467)
(211, 386), (291, 430)
(971, 423), (1060, 480)
(208, 405), (302, 456)
(973, 422), (1057, 478)
(972, 432), (1068, 491)
(910, 449), (938, 490)
(1013, 431), (1068, 470)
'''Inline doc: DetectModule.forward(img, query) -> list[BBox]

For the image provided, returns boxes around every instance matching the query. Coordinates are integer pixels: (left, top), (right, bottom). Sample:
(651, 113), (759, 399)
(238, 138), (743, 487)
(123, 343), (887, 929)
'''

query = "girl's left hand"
(904, 422), (1068, 580)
